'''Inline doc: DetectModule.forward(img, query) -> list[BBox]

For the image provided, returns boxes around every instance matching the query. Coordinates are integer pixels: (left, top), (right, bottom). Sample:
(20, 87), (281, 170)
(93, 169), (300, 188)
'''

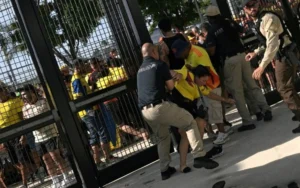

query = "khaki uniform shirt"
(254, 13), (291, 69)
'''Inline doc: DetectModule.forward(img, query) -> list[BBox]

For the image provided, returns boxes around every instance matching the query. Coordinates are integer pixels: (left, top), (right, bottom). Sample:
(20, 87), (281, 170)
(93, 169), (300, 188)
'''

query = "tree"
(9, 0), (103, 66)
(138, 0), (210, 33)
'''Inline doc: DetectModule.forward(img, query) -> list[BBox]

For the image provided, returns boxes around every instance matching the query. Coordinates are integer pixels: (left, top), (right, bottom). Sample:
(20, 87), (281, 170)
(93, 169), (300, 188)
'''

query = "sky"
(0, 0), (113, 87)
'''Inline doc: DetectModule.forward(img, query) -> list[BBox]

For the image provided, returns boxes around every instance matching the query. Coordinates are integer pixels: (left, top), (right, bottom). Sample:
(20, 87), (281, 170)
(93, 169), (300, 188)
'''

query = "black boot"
(161, 166), (176, 180)
(292, 115), (298, 121)
(292, 125), (300, 134)
(213, 181), (226, 188)
(256, 112), (263, 121)
(193, 157), (219, 169)
(264, 110), (273, 122)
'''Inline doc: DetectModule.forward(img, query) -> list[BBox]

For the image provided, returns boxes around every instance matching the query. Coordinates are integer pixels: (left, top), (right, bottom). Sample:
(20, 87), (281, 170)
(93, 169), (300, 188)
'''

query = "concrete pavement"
(105, 102), (300, 188)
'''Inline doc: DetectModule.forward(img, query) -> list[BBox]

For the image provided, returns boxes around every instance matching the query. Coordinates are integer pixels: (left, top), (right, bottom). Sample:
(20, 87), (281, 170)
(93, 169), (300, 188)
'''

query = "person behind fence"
(0, 85), (36, 188)
(19, 84), (73, 188)
(71, 60), (114, 169)
(242, 0), (300, 133)
(137, 43), (219, 181)
(204, 5), (272, 132)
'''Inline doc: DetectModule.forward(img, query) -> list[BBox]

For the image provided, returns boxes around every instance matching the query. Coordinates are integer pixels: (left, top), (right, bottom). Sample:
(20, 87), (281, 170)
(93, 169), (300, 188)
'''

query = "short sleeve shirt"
(0, 98), (23, 129)
(205, 20), (245, 59)
(22, 99), (58, 143)
(137, 57), (172, 108)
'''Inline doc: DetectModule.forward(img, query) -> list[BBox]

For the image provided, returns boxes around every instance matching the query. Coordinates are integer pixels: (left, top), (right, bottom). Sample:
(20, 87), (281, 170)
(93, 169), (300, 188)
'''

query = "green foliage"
(138, 0), (210, 30)
(9, 0), (103, 65)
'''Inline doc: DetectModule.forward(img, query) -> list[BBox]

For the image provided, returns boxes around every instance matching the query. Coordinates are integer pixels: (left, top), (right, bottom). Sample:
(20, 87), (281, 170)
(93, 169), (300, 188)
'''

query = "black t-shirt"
(163, 34), (187, 70)
(205, 19), (245, 60)
(137, 56), (172, 108)
(106, 57), (123, 67)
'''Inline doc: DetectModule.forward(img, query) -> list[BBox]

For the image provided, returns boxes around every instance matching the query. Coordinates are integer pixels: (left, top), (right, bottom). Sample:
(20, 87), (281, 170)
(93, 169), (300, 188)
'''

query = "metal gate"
(0, 0), (152, 187)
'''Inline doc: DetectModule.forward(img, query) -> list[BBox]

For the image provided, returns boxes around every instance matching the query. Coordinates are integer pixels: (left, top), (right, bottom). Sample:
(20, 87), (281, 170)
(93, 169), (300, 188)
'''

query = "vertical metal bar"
(11, 0), (100, 187)
(280, 0), (300, 46)
(122, 0), (152, 45)
(194, 0), (204, 23)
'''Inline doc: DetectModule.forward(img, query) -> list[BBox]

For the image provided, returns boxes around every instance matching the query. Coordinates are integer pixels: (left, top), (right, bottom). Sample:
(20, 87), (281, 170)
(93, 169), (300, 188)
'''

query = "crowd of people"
(137, 0), (300, 185)
(0, 49), (152, 187)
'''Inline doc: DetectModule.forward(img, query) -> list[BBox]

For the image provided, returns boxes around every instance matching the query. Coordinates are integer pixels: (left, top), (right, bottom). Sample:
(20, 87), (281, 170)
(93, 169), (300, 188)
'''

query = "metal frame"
(11, 0), (100, 187)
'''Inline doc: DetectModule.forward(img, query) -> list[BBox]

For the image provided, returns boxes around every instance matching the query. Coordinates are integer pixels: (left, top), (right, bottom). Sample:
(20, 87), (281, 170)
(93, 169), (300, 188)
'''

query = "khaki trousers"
(141, 101), (206, 172)
(223, 53), (270, 125)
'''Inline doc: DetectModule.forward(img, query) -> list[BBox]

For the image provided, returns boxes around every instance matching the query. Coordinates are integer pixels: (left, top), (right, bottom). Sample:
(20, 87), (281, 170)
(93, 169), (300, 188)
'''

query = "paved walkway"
(105, 102), (300, 188)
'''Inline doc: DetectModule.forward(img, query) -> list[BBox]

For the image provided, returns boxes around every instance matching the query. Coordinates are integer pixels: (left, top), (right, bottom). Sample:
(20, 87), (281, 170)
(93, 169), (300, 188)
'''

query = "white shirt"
(22, 99), (58, 143)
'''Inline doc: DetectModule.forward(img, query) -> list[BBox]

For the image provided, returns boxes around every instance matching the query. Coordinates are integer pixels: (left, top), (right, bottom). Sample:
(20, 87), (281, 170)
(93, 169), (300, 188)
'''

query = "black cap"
(241, 0), (252, 7)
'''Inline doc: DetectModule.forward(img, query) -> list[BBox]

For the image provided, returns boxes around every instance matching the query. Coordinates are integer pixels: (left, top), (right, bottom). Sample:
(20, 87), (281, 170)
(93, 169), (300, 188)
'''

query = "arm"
(204, 31), (217, 56)
(258, 15), (281, 69)
(161, 62), (174, 91)
(207, 91), (235, 104)
(165, 80), (175, 91)
(158, 41), (170, 67)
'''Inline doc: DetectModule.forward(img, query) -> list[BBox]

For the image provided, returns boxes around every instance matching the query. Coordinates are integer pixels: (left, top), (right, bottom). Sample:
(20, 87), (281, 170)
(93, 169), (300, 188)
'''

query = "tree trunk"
(53, 48), (72, 66)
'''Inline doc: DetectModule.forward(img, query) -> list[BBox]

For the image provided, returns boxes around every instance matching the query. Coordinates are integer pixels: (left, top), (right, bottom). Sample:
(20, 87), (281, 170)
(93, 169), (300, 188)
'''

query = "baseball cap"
(241, 0), (256, 7)
(171, 39), (190, 58)
(205, 5), (220, 17)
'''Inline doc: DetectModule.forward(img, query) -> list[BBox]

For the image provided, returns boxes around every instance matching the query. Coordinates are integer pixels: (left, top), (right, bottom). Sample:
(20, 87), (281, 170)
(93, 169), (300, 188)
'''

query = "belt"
(225, 52), (243, 59)
(142, 100), (165, 110)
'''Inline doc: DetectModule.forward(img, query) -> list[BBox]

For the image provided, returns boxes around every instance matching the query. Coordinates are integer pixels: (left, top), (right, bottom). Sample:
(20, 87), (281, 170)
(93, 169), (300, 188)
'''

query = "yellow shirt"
(0, 98), (24, 129)
(184, 45), (220, 93)
(174, 66), (210, 101)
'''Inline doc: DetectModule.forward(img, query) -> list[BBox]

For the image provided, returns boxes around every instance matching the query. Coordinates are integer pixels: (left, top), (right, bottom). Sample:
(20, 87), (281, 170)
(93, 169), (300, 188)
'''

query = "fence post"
(280, 0), (300, 47)
(11, 0), (100, 187)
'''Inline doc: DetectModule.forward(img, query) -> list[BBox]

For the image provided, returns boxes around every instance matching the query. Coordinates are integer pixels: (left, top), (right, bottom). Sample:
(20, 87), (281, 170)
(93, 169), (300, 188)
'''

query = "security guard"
(137, 43), (219, 180)
(243, 0), (300, 133)
(204, 5), (272, 132)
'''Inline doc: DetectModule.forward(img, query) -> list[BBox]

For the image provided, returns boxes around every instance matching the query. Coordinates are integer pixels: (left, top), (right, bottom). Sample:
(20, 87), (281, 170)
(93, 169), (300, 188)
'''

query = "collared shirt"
(137, 56), (172, 108)
(22, 99), (58, 143)
(174, 66), (210, 101)
(254, 13), (292, 69)
(184, 45), (220, 93)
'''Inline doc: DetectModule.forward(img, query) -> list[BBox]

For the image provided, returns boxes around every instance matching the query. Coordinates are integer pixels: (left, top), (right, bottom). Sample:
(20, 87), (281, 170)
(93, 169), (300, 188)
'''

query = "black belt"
(141, 100), (165, 110)
(225, 51), (244, 59)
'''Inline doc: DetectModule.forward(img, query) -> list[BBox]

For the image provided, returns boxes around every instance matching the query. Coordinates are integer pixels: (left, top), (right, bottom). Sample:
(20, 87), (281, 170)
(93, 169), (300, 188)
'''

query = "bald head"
(142, 43), (159, 60)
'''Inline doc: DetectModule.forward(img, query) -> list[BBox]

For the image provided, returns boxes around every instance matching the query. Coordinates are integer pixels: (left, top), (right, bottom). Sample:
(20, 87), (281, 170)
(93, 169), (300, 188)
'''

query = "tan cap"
(205, 5), (221, 17)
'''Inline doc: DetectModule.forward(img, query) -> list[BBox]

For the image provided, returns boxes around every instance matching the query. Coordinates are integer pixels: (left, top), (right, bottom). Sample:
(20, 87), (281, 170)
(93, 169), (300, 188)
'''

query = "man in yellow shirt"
(171, 39), (231, 145)
(71, 60), (113, 169)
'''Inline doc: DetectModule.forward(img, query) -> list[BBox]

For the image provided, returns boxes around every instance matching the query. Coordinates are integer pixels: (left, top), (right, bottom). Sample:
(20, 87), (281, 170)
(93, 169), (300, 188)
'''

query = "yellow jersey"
(185, 45), (220, 93)
(174, 66), (210, 101)
(0, 98), (24, 129)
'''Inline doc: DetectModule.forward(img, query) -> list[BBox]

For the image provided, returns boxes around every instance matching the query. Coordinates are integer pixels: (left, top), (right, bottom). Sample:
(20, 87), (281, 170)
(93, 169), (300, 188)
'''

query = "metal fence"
(0, 0), (153, 187)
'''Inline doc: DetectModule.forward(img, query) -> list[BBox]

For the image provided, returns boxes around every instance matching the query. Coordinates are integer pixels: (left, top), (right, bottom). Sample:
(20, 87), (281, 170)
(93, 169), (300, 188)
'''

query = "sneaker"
(237, 124), (256, 132)
(207, 132), (217, 139)
(161, 166), (176, 180)
(224, 126), (234, 135)
(51, 182), (60, 188)
(292, 115), (298, 121)
(205, 145), (224, 159)
(61, 177), (74, 188)
(264, 110), (273, 122)
(256, 112), (264, 121)
(213, 133), (229, 145)
(193, 156), (219, 169)
(96, 162), (106, 170)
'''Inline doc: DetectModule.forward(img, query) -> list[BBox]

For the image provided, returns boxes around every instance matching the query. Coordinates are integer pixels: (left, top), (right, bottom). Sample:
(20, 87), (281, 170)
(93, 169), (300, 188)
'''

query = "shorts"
(25, 132), (36, 150)
(82, 115), (109, 145)
(35, 137), (59, 156)
(205, 87), (223, 124)
(4, 141), (34, 166)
